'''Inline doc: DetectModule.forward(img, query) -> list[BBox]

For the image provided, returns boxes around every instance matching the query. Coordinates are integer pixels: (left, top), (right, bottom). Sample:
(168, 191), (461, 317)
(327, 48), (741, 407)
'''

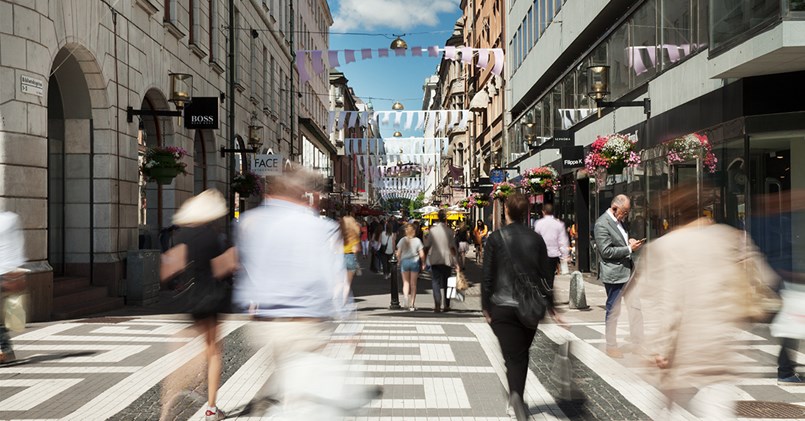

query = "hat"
(172, 189), (228, 227)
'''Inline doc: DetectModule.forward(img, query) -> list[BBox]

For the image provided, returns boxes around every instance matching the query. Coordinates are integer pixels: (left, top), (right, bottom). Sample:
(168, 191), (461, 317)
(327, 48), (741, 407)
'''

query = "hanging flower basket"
(665, 133), (717, 173)
(584, 133), (641, 176)
(459, 198), (470, 209)
(232, 171), (263, 197)
(468, 192), (490, 208)
(142, 146), (189, 185)
(520, 166), (560, 195)
(492, 182), (517, 200)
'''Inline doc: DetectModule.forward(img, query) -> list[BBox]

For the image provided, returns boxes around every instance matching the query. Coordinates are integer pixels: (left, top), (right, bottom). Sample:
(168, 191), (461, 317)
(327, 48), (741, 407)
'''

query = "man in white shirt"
(593, 195), (644, 358)
(533, 203), (569, 289)
(0, 211), (26, 364)
(424, 210), (457, 313)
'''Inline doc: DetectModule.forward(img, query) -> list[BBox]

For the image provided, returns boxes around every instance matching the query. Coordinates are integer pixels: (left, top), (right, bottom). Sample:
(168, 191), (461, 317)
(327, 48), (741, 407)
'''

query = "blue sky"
(327, 0), (462, 137)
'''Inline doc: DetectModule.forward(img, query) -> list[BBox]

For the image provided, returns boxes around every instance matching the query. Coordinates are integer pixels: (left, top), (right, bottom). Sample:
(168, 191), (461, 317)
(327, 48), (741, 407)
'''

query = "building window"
(209, 0), (220, 64)
(270, 57), (276, 113)
(235, 7), (242, 86)
(527, 7), (533, 49)
(164, 0), (177, 23)
(540, 0), (547, 34)
(262, 47), (269, 109)
(250, 37), (257, 100)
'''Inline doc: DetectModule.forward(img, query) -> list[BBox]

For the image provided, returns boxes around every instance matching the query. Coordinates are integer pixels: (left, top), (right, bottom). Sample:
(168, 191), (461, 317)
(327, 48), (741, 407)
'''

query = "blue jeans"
(431, 264), (452, 309)
(604, 282), (625, 348)
(400, 258), (420, 273)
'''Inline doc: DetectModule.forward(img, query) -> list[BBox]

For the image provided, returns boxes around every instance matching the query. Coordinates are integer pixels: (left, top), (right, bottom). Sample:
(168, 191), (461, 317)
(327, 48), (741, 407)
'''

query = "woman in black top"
(482, 193), (556, 420)
(161, 189), (235, 421)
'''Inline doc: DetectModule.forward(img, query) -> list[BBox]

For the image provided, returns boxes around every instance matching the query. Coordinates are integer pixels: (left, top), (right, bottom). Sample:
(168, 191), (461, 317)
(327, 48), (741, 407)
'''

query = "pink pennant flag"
(445, 46), (457, 60)
(311, 50), (324, 75)
(394, 48), (406, 57)
(328, 50), (340, 67)
(477, 48), (490, 68)
(411, 46), (422, 57)
(428, 46), (440, 57)
(345, 49), (356, 64)
(491, 48), (504, 76)
(361, 48), (373, 60)
(378, 48), (389, 58)
(295, 52), (310, 83)
(460, 47), (474, 64)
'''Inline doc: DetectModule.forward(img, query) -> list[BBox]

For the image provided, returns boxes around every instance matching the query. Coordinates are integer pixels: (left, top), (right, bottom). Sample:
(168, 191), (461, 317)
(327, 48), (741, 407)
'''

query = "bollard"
(389, 254), (401, 310)
(568, 271), (589, 309)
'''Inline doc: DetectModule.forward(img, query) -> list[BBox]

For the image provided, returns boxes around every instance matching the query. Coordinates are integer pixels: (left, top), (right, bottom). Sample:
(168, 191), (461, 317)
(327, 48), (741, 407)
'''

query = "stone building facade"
(0, 0), (327, 320)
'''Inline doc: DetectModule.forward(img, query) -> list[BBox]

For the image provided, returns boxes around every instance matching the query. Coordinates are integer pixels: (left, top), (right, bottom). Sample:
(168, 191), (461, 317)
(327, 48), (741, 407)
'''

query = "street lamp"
(169, 72), (193, 110)
(586, 64), (650, 116)
(392, 101), (405, 111)
(248, 124), (263, 151)
(522, 121), (537, 148)
(390, 35), (408, 50)
(393, 131), (403, 137)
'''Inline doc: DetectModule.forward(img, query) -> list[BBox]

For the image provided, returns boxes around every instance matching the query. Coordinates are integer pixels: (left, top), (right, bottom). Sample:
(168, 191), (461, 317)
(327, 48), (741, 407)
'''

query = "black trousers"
(490, 305), (537, 398)
(779, 337), (800, 379)
(547, 256), (560, 289)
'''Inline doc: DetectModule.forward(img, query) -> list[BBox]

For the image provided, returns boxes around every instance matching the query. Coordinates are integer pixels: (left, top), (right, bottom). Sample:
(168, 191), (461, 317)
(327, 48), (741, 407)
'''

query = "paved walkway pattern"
(1, 251), (804, 420)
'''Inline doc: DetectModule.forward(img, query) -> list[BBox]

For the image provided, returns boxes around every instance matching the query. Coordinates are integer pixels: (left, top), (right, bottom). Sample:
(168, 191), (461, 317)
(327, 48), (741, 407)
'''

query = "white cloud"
(331, 0), (459, 32)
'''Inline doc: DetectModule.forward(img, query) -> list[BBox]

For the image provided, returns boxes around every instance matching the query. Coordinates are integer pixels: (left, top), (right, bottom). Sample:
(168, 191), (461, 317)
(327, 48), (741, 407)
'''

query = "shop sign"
(490, 169), (506, 183)
(562, 146), (584, 170)
(20, 75), (44, 97)
(550, 130), (574, 148)
(251, 154), (284, 176)
(183, 97), (219, 129)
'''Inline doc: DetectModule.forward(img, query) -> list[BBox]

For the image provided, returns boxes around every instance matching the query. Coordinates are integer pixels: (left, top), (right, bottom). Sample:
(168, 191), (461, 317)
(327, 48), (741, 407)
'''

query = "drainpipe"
(227, 0), (236, 236)
(290, 0), (296, 161)
(112, 6), (121, 294)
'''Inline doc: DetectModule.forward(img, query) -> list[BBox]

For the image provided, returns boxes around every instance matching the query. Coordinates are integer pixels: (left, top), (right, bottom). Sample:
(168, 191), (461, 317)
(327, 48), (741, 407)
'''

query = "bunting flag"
(343, 137), (448, 156)
(295, 46), (506, 83)
(329, 111), (470, 134)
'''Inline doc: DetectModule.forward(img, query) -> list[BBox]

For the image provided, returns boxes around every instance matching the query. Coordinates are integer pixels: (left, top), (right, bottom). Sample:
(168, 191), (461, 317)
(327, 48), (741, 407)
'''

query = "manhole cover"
(78, 317), (137, 324)
(735, 401), (805, 419)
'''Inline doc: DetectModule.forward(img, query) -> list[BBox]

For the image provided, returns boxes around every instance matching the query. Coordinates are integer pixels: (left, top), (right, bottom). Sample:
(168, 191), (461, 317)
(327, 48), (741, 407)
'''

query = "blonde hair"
(340, 216), (361, 245)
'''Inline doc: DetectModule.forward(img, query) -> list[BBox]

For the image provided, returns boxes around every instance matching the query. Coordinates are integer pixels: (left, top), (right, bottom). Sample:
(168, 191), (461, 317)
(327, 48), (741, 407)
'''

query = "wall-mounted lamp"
(586, 64), (650, 117)
(522, 121), (537, 147)
(169, 72), (193, 110)
(248, 124), (263, 150)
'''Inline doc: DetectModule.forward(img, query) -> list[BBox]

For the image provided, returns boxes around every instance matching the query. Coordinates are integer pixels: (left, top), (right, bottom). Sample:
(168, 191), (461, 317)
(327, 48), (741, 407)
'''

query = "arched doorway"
(47, 47), (97, 278)
(137, 89), (176, 249)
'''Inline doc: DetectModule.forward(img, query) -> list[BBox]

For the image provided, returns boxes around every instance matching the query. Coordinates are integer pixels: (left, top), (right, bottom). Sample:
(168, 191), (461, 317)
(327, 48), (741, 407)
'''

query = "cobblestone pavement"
(1, 248), (804, 420)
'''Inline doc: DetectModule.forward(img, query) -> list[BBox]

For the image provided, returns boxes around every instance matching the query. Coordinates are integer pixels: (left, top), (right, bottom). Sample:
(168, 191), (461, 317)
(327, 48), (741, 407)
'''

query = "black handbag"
(500, 228), (551, 329)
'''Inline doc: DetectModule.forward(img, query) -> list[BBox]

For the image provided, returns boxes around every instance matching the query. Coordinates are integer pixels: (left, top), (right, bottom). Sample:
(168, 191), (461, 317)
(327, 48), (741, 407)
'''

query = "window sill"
(135, 0), (159, 15)
(235, 82), (245, 93)
(164, 20), (186, 40)
(209, 61), (224, 75)
(190, 43), (207, 59)
(250, 96), (260, 106)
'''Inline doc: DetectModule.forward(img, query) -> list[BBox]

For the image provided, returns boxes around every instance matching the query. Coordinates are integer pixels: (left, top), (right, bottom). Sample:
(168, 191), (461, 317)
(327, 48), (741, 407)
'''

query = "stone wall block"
(26, 103), (47, 137)
(0, 2), (12, 36)
(23, 228), (47, 262)
(64, 153), (90, 177)
(64, 119), (91, 153)
(93, 153), (118, 178)
(64, 203), (91, 228)
(0, 132), (46, 167)
(0, 34), (26, 70)
(92, 202), (116, 229)
(0, 66), (14, 104)
(94, 178), (118, 204)
(0, 198), (47, 229)
(14, 4), (41, 42)
(93, 228), (118, 253)
(26, 40), (50, 78)
(64, 179), (91, 203)
(0, 164), (45, 197)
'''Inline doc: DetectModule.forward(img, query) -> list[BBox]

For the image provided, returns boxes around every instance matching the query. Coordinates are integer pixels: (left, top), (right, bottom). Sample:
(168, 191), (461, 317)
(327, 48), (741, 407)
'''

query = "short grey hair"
(266, 163), (320, 200)
(611, 194), (630, 207)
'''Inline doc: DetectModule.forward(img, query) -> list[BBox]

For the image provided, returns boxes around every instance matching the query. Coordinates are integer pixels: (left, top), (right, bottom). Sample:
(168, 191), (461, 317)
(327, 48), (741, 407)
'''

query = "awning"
(469, 89), (489, 112)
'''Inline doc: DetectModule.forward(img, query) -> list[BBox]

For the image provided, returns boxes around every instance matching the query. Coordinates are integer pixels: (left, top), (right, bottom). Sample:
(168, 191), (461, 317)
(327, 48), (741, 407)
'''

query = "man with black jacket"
(482, 193), (554, 420)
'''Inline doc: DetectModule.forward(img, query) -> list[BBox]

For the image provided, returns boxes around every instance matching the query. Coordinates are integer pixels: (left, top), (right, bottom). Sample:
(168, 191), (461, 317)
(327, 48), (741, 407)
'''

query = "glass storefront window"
(630, 0), (657, 88)
(608, 24), (630, 99)
(790, 0), (805, 12)
(710, 0), (780, 51)
(561, 72), (576, 129)
(661, 0), (693, 69)
(551, 83), (563, 134)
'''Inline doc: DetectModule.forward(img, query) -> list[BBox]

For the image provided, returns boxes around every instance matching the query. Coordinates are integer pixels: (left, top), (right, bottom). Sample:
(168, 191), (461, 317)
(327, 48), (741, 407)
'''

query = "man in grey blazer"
(594, 194), (644, 358)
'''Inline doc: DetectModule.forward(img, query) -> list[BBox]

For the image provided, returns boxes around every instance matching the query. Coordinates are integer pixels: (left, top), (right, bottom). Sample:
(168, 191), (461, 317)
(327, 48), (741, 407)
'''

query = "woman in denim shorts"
(340, 216), (361, 288)
(395, 224), (425, 311)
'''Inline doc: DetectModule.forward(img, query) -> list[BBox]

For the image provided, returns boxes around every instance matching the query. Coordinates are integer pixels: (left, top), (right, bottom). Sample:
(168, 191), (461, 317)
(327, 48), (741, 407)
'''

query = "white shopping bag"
(446, 276), (458, 299)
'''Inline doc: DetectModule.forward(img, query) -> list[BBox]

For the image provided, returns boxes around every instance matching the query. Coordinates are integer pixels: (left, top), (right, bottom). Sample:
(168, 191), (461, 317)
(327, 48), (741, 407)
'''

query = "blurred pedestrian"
(752, 189), (805, 385)
(397, 224), (425, 311)
(340, 216), (361, 288)
(160, 189), (236, 421)
(234, 165), (362, 417)
(482, 193), (554, 420)
(380, 221), (396, 279)
(593, 194), (644, 359)
(425, 210), (457, 313)
(0, 211), (26, 364)
(370, 224), (383, 273)
(473, 220), (488, 263)
(533, 203), (569, 289)
(455, 221), (471, 269)
(359, 220), (369, 258)
(633, 183), (778, 419)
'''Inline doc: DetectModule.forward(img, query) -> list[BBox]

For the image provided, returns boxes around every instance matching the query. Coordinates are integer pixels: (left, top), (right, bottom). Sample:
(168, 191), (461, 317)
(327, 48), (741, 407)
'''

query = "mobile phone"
(638, 238), (647, 243)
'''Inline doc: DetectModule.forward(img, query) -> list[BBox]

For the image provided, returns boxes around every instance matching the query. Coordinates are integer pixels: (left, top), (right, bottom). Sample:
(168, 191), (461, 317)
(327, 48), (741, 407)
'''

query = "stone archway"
(137, 88), (177, 249)
(47, 46), (105, 279)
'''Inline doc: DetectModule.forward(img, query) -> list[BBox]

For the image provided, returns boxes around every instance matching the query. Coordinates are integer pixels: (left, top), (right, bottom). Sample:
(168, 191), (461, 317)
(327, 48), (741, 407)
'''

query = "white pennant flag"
(457, 110), (470, 130)
(394, 111), (403, 128)
(328, 112), (337, 134)
(348, 111), (359, 129)
(415, 111), (426, 130)
(436, 111), (447, 132)
(404, 111), (414, 130)
(336, 111), (348, 130)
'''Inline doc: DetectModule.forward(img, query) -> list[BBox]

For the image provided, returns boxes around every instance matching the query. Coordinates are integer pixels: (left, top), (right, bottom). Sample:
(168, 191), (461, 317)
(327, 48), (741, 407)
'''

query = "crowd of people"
(2, 166), (803, 420)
